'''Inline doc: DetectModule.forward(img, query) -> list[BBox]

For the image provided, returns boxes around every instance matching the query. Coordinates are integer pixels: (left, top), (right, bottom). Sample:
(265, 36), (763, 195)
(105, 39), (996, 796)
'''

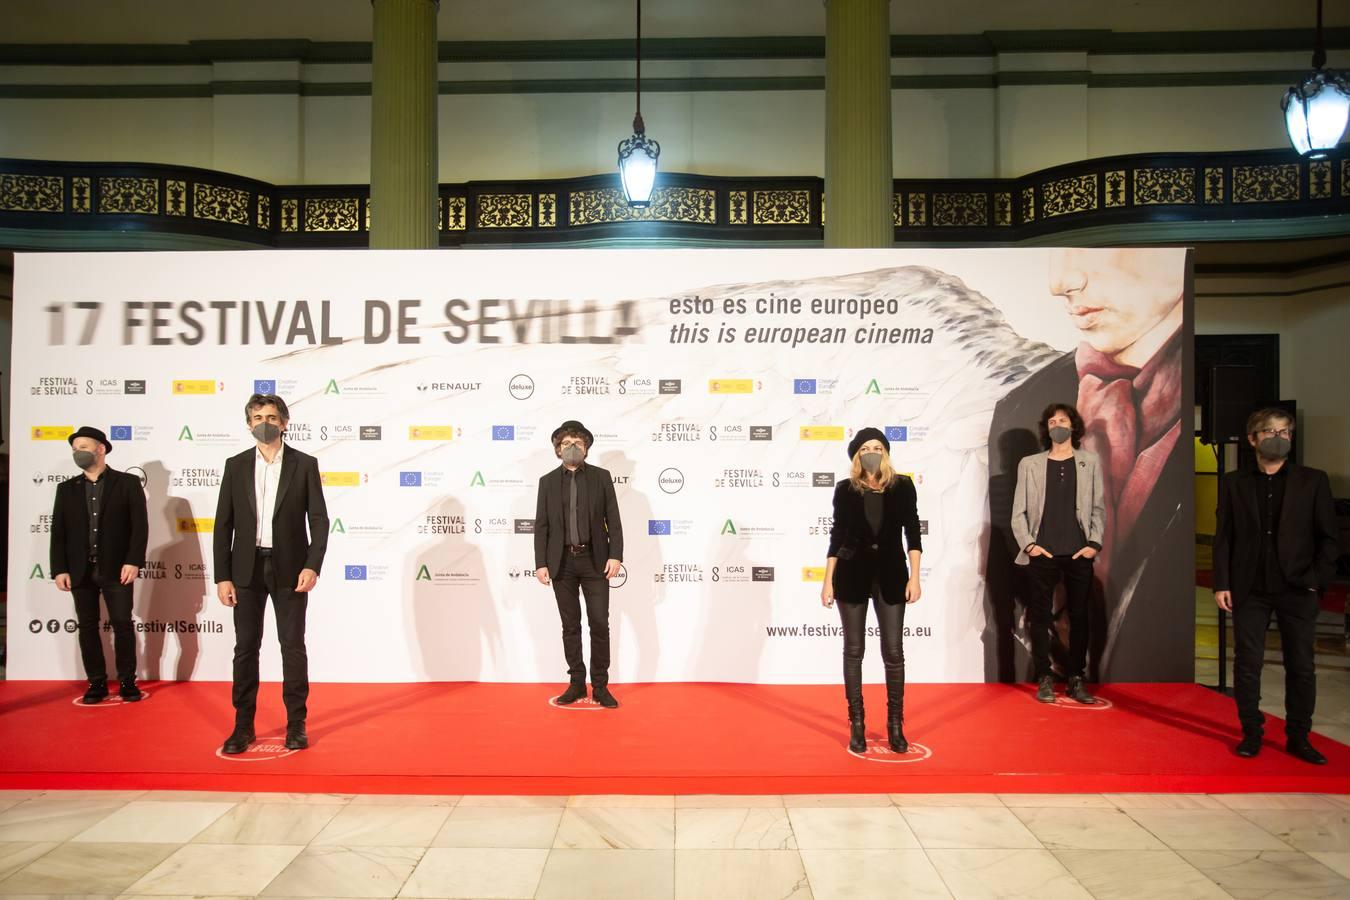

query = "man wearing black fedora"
(534, 420), (624, 707)
(50, 426), (149, 703)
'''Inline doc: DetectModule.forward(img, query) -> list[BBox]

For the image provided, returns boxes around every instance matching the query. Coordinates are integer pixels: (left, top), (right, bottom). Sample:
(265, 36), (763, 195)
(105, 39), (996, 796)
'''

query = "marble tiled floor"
(0, 790), (1347, 899)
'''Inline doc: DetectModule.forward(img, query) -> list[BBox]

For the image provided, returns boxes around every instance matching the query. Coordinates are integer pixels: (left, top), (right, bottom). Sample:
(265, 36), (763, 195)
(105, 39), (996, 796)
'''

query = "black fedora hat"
(551, 419), (594, 447)
(846, 426), (889, 460)
(68, 425), (113, 453)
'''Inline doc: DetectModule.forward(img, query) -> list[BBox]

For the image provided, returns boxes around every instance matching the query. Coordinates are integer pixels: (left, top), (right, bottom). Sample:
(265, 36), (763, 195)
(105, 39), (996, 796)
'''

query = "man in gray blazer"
(1011, 403), (1106, 704)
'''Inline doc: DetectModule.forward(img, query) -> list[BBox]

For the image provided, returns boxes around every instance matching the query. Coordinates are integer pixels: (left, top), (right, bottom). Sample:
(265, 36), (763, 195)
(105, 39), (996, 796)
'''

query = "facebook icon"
(885, 426), (908, 442)
(399, 471), (423, 487)
(253, 379), (276, 394)
(793, 378), (817, 394)
(344, 565), (368, 581)
(648, 519), (671, 535)
(109, 425), (133, 442)
(492, 425), (515, 441)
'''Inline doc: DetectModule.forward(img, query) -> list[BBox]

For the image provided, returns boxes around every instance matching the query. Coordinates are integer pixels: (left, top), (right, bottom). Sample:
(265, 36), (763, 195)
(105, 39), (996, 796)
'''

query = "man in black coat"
(214, 393), (329, 754)
(534, 420), (624, 707)
(1214, 408), (1340, 765)
(50, 426), (148, 703)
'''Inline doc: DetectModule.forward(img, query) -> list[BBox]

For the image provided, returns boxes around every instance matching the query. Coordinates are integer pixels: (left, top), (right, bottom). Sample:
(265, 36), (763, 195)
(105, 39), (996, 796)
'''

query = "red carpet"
(1, 682), (1346, 795)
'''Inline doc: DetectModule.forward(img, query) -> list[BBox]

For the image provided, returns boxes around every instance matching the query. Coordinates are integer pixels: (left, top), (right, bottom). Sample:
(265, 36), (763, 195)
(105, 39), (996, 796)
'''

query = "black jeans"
(1025, 554), (1094, 680)
(232, 555), (309, 726)
(552, 551), (610, 686)
(1233, 588), (1318, 739)
(72, 566), (136, 682)
(838, 580), (906, 716)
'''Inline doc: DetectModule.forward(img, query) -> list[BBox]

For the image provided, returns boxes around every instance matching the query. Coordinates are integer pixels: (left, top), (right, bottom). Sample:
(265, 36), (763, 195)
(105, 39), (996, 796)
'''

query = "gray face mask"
(1048, 425), (1072, 445)
(251, 422), (282, 444)
(72, 450), (97, 470)
(1258, 435), (1291, 460)
(561, 445), (585, 466)
(860, 452), (883, 474)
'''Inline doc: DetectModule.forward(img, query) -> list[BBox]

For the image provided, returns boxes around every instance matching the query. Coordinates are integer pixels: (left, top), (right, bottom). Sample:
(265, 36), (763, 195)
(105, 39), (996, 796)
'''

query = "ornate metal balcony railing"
(0, 147), (1344, 247)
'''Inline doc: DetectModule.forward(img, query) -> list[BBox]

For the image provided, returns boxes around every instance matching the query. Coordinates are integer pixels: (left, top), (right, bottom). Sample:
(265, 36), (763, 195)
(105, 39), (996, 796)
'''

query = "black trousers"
(232, 555), (309, 726)
(1233, 588), (1318, 739)
(552, 551), (610, 686)
(72, 566), (136, 682)
(1025, 554), (1093, 680)
(837, 580), (905, 716)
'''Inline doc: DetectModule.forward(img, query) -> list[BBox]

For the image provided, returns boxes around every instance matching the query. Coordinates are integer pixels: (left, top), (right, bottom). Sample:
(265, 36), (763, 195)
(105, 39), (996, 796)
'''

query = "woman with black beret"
(821, 427), (923, 753)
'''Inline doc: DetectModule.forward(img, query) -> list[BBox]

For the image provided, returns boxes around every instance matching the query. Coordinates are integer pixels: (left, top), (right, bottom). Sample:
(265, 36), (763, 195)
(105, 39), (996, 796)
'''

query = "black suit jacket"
(213, 444), (329, 587)
(534, 463), (623, 578)
(827, 476), (922, 604)
(1213, 463), (1340, 600)
(50, 468), (148, 583)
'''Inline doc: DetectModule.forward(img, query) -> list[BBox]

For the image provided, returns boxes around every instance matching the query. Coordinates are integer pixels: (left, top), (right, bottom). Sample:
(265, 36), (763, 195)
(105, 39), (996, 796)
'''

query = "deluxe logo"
(344, 565), (368, 581)
(321, 471), (361, 487)
(813, 473), (836, 487)
(752, 566), (775, 582)
(172, 380), (216, 395)
(513, 519), (535, 534)
(800, 426), (845, 441)
(492, 425), (516, 441)
(802, 567), (826, 582)
(793, 378), (817, 394)
(31, 426), (73, 440)
(658, 468), (685, 494)
(885, 426), (908, 442)
(400, 471), (423, 487)
(359, 426), (382, 440)
(409, 426), (455, 440)
(708, 379), (753, 394)
(124, 379), (146, 394)
(254, 379), (276, 394)
(658, 379), (682, 394)
(176, 518), (215, 533)
(508, 374), (535, 400)
(749, 426), (773, 441)
(648, 519), (671, 535)
(610, 563), (628, 588)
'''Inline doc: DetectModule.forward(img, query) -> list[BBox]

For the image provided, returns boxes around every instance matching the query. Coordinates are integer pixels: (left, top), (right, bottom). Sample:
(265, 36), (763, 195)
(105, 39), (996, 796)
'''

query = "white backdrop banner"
(7, 248), (1194, 684)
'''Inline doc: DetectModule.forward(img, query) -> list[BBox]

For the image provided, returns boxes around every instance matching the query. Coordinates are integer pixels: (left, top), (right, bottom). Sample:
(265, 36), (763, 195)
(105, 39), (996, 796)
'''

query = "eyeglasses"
(1257, 428), (1292, 439)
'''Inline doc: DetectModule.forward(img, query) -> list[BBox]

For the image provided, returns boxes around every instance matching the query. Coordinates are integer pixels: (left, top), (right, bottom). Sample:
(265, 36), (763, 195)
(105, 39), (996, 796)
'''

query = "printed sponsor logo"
(320, 471), (361, 487)
(176, 518), (215, 533)
(408, 425), (455, 441)
(31, 426), (74, 440)
(171, 380), (217, 395)
(708, 379), (754, 394)
(800, 426), (845, 441)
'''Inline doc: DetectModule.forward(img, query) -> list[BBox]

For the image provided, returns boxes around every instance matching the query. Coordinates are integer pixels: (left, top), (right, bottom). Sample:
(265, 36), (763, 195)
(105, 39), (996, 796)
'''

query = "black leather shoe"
(221, 727), (255, 755)
(285, 723), (309, 751)
(1286, 737), (1328, 765)
(119, 678), (143, 702)
(1235, 733), (1262, 758)
(1036, 675), (1055, 703)
(556, 683), (587, 705)
(1067, 677), (1097, 705)
(81, 679), (109, 704)
(592, 685), (619, 708)
(847, 705), (866, 753)
(887, 714), (908, 754)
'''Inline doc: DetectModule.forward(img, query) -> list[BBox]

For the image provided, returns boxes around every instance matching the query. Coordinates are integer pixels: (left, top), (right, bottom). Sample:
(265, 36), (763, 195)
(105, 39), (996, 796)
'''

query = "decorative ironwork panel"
(363, 199), (370, 231)
(537, 193), (557, 227)
(1133, 167), (1195, 205)
(906, 194), (927, 227)
(729, 190), (748, 225)
(0, 173), (62, 212)
(994, 192), (1012, 226)
(477, 193), (533, 228)
(1021, 186), (1035, 222)
(1042, 174), (1097, 217)
(166, 179), (187, 215)
(752, 189), (811, 225)
(446, 196), (466, 230)
(1104, 170), (1126, 207)
(1204, 167), (1225, 204)
(280, 198), (298, 232)
(1309, 160), (1332, 199)
(304, 197), (360, 232)
(1232, 164), (1299, 203)
(569, 187), (716, 225)
(193, 183), (249, 224)
(71, 177), (91, 213)
(932, 192), (987, 226)
(257, 194), (271, 229)
(1343, 160), (1350, 197)
(97, 176), (158, 214)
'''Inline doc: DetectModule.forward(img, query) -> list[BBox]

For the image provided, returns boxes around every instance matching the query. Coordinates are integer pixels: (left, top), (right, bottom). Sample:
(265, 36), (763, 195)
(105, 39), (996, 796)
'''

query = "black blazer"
(534, 463), (623, 578)
(213, 445), (329, 587)
(1213, 463), (1340, 600)
(50, 468), (148, 583)
(827, 476), (922, 603)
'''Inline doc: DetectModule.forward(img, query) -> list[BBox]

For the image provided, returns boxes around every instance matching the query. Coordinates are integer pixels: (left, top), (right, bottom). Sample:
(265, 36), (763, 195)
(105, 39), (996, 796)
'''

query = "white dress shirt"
(255, 443), (284, 548)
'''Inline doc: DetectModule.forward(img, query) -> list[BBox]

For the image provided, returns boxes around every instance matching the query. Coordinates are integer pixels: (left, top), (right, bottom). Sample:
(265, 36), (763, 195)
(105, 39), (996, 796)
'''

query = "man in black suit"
(1214, 408), (1340, 765)
(534, 420), (624, 707)
(50, 426), (148, 703)
(214, 393), (329, 753)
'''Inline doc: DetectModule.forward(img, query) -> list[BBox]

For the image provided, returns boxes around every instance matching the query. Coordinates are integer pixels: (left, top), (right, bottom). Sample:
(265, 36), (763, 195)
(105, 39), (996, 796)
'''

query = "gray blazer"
(1010, 448), (1106, 565)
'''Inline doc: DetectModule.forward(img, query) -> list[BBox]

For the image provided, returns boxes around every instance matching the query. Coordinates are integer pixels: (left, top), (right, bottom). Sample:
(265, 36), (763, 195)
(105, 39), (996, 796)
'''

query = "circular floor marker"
(214, 735), (297, 762)
(71, 690), (151, 708)
(547, 695), (615, 710)
(847, 739), (933, 764)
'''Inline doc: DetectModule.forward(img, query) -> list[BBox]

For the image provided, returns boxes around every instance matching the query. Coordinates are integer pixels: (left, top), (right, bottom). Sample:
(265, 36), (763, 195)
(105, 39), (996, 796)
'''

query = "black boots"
(555, 682), (587, 705)
(221, 726), (255, 755)
(1235, 732), (1262, 758)
(591, 684), (618, 708)
(847, 703), (866, 753)
(285, 721), (309, 750)
(1036, 675), (1055, 703)
(887, 711), (908, 754)
(1286, 736), (1328, 765)
(81, 678), (108, 704)
(119, 678), (143, 702)
(1066, 676), (1097, 705)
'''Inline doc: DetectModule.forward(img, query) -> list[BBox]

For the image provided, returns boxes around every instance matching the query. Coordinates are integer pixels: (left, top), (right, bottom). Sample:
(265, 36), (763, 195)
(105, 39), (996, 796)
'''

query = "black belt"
(566, 543), (589, 555)
(257, 546), (273, 557)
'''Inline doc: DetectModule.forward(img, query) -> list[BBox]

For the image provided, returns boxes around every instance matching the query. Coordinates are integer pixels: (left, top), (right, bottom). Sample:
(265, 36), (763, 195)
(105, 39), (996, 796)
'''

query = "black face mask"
(72, 450), (97, 470)
(1257, 435), (1291, 460)
(251, 422), (282, 444)
(1048, 425), (1072, 445)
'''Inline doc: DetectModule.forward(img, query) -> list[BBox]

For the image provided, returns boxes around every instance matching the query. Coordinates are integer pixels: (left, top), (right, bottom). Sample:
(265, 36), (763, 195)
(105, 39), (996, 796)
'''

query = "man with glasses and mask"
(1214, 408), (1340, 765)
(50, 426), (148, 703)
(534, 420), (624, 707)
(213, 394), (329, 754)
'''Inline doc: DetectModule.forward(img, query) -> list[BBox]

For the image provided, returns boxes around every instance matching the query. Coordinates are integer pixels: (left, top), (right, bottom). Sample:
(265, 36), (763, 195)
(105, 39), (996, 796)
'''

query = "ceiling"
(1, 0), (1344, 44)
